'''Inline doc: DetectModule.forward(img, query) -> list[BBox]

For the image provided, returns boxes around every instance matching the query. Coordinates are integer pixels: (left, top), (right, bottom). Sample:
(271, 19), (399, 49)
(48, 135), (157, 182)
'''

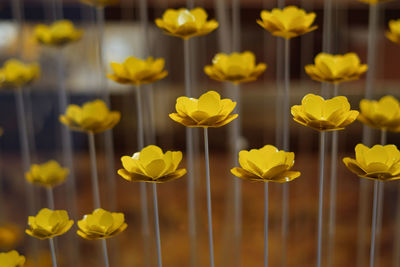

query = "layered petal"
(25, 160), (69, 188)
(0, 59), (40, 88)
(34, 20), (83, 46)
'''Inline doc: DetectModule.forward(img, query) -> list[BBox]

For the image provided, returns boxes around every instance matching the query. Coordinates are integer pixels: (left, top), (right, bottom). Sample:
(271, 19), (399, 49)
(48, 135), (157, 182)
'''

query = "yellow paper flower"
(231, 145), (300, 183)
(107, 56), (168, 86)
(80, 0), (118, 7)
(291, 94), (359, 131)
(257, 6), (317, 39)
(305, 53), (368, 84)
(25, 160), (69, 188)
(77, 208), (127, 240)
(118, 145), (187, 183)
(169, 91), (238, 128)
(26, 209), (74, 240)
(59, 99), (121, 133)
(34, 20), (83, 46)
(0, 59), (40, 88)
(0, 224), (22, 250)
(358, 0), (392, 4)
(386, 19), (400, 45)
(204, 51), (267, 84)
(0, 250), (25, 267)
(155, 7), (219, 40)
(343, 144), (400, 181)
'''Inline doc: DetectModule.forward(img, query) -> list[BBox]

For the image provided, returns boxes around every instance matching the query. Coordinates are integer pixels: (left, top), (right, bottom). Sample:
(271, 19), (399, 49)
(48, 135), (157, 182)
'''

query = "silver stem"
(101, 239), (110, 267)
(46, 188), (55, 210)
(317, 132), (326, 267)
(49, 238), (58, 267)
(152, 184), (163, 267)
(264, 182), (269, 267)
(88, 132), (101, 209)
(370, 181), (380, 267)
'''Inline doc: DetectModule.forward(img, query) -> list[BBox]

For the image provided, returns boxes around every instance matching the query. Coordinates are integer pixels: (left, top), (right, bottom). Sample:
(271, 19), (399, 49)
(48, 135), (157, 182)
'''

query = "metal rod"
(46, 188), (55, 210)
(49, 238), (58, 267)
(264, 182), (269, 267)
(152, 184), (163, 267)
(370, 180), (380, 267)
(317, 131), (326, 267)
(88, 132), (101, 209)
(101, 239), (110, 267)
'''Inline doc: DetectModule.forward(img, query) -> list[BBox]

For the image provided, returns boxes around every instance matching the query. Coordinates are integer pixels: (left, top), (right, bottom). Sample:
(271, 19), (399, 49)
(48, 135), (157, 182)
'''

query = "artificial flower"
(0, 224), (22, 250)
(231, 145), (300, 183)
(80, 0), (118, 7)
(291, 94), (359, 131)
(59, 99), (120, 133)
(386, 19), (400, 45)
(169, 91), (238, 128)
(77, 208), (127, 240)
(155, 7), (219, 40)
(107, 56), (168, 86)
(204, 51), (267, 84)
(34, 20), (83, 46)
(0, 250), (25, 267)
(257, 6), (317, 39)
(0, 59), (40, 88)
(358, 0), (392, 4)
(343, 144), (400, 181)
(25, 160), (69, 188)
(25, 209), (74, 240)
(118, 145), (187, 183)
(305, 53), (368, 84)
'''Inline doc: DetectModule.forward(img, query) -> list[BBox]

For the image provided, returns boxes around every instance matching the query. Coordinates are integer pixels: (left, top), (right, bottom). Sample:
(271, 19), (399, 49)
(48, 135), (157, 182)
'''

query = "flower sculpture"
(0, 59), (40, 88)
(77, 208), (127, 240)
(59, 99), (120, 133)
(107, 56), (168, 86)
(386, 19), (400, 45)
(257, 6), (317, 39)
(80, 0), (118, 7)
(118, 145), (187, 183)
(25, 160), (69, 188)
(34, 20), (83, 46)
(204, 51), (267, 84)
(305, 53), (368, 84)
(291, 94), (359, 131)
(155, 7), (218, 39)
(26, 209), (74, 240)
(0, 250), (25, 267)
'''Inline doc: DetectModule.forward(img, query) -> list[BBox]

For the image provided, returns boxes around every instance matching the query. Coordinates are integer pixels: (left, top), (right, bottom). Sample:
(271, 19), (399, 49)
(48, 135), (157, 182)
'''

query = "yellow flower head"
(118, 145), (187, 183)
(25, 160), (69, 188)
(34, 20), (83, 46)
(257, 6), (317, 39)
(0, 224), (22, 250)
(291, 94), (359, 131)
(107, 56), (168, 86)
(343, 144), (400, 181)
(59, 99), (121, 133)
(77, 208), (127, 240)
(155, 7), (219, 40)
(80, 0), (118, 7)
(26, 209), (74, 240)
(0, 250), (25, 267)
(305, 53), (368, 84)
(386, 19), (400, 45)
(231, 145), (300, 183)
(0, 59), (40, 88)
(358, 0), (392, 5)
(169, 91), (238, 128)
(204, 51), (267, 84)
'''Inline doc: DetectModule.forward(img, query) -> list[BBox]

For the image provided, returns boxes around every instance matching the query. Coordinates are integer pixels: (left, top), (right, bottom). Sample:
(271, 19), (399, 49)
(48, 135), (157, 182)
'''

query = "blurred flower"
(77, 208), (127, 240)
(34, 20), (83, 46)
(0, 224), (22, 250)
(257, 6), (317, 39)
(155, 7), (218, 40)
(0, 250), (25, 267)
(204, 51), (267, 84)
(0, 59), (40, 88)
(107, 56), (168, 86)
(25, 160), (69, 188)
(59, 99), (120, 133)
(169, 91), (238, 128)
(343, 144), (400, 181)
(358, 0), (392, 4)
(305, 53), (368, 84)
(291, 94), (359, 131)
(231, 145), (300, 183)
(118, 145), (187, 183)
(26, 209), (73, 240)
(80, 0), (118, 7)
(386, 19), (400, 45)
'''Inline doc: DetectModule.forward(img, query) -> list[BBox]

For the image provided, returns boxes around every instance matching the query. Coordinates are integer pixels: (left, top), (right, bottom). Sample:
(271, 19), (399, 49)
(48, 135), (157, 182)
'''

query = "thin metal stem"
(264, 182), (269, 267)
(370, 181), (380, 267)
(88, 132), (101, 209)
(393, 183), (400, 267)
(152, 184), (163, 267)
(101, 239), (110, 267)
(49, 238), (58, 267)
(317, 132), (326, 267)
(322, 0), (334, 53)
(46, 188), (55, 210)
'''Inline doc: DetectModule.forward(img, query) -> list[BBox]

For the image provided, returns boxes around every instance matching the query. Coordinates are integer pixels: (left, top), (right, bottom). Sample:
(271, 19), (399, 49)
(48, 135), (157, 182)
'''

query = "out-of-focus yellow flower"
(204, 51), (267, 84)
(0, 224), (22, 250)
(34, 20), (83, 46)
(291, 94), (359, 131)
(155, 7), (219, 40)
(231, 145), (300, 183)
(107, 56), (168, 86)
(26, 209), (74, 240)
(77, 208), (127, 240)
(80, 0), (118, 7)
(343, 144), (400, 181)
(0, 250), (25, 267)
(169, 91), (238, 128)
(386, 19), (400, 45)
(305, 53), (368, 84)
(0, 59), (40, 88)
(358, 0), (392, 5)
(25, 160), (69, 188)
(118, 145), (187, 183)
(257, 6), (317, 39)
(59, 99), (120, 134)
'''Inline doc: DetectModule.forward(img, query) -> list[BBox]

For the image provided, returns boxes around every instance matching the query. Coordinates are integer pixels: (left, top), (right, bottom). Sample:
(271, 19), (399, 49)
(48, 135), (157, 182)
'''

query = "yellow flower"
(0, 224), (22, 250)
(77, 208), (127, 240)
(25, 160), (69, 188)
(59, 99), (121, 133)
(257, 6), (317, 39)
(343, 144), (400, 181)
(231, 145), (300, 183)
(118, 145), (187, 183)
(169, 91), (238, 128)
(155, 7), (219, 40)
(0, 250), (25, 267)
(305, 53), (368, 84)
(34, 20), (83, 46)
(0, 59), (40, 88)
(204, 51), (267, 84)
(386, 19), (400, 45)
(107, 56), (168, 86)
(358, 0), (392, 4)
(80, 0), (118, 7)
(25, 209), (74, 240)
(291, 94), (359, 131)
